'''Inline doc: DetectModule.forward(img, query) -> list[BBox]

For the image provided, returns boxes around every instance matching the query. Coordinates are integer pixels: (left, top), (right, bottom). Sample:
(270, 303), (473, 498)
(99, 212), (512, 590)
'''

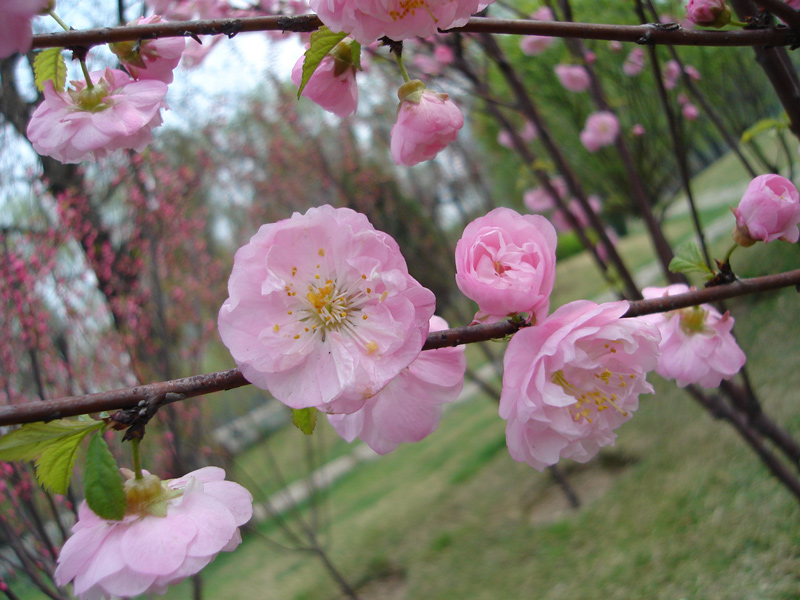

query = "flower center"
(552, 356), (637, 424)
(678, 306), (708, 334)
(389, 0), (438, 22)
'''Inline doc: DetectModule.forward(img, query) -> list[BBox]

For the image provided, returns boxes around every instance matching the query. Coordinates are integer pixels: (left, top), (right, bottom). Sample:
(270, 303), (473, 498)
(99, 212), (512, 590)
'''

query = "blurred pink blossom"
(732, 174), (800, 245)
(663, 59), (681, 89)
(390, 81), (464, 166)
(218, 205), (435, 414)
(608, 40), (623, 52)
(434, 44), (455, 64)
(26, 68), (168, 164)
(685, 65), (702, 80)
(623, 47), (645, 76)
(55, 467), (252, 599)
(111, 16), (185, 84)
(498, 121), (538, 149)
(682, 103), (700, 120)
(180, 37), (222, 68)
(640, 285), (745, 388)
(523, 177), (566, 213)
(500, 300), (660, 471)
(555, 64), (591, 93)
(0, 0), (49, 59)
(328, 315), (466, 454)
(291, 47), (359, 118)
(551, 195), (602, 232)
(632, 123), (646, 136)
(519, 6), (555, 55)
(308, 0), (490, 43)
(580, 111), (620, 152)
(455, 207), (557, 325)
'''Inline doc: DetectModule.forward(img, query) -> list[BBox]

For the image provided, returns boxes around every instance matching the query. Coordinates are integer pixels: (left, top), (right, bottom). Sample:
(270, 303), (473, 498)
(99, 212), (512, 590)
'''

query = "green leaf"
(292, 408), (317, 435)
(0, 419), (104, 494)
(350, 41), (362, 71)
(669, 241), (714, 276)
(297, 27), (348, 99)
(33, 47), (67, 93)
(740, 118), (785, 144)
(84, 434), (126, 521)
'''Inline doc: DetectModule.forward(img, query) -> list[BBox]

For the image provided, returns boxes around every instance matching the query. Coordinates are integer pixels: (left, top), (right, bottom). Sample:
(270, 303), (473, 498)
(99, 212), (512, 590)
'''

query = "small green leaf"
(669, 241), (714, 276)
(84, 434), (126, 521)
(740, 118), (784, 144)
(297, 27), (348, 99)
(292, 408), (317, 435)
(33, 48), (67, 93)
(350, 41), (362, 71)
(0, 419), (104, 494)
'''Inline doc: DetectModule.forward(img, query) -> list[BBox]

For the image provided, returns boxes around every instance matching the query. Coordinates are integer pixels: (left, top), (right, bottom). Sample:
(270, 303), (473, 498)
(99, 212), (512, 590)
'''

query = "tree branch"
(28, 16), (797, 50)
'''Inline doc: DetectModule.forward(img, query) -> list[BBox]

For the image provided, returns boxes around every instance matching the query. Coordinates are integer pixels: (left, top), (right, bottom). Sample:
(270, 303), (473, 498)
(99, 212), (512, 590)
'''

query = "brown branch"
(29, 16), (796, 50)
(0, 268), (798, 426)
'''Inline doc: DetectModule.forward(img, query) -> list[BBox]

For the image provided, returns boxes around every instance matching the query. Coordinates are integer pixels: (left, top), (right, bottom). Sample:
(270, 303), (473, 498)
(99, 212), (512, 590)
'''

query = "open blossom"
(218, 205), (435, 414)
(291, 42), (359, 118)
(55, 467), (253, 599)
(623, 47), (646, 76)
(686, 0), (731, 27)
(390, 80), (463, 167)
(308, 0), (489, 44)
(0, 0), (49, 59)
(732, 174), (800, 245)
(110, 16), (185, 84)
(455, 207), (557, 325)
(580, 111), (619, 152)
(554, 64), (591, 93)
(328, 316), (466, 454)
(663, 59), (682, 90)
(500, 300), (660, 471)
(640, 285), (745, 388)
(26, 69), (168, 164)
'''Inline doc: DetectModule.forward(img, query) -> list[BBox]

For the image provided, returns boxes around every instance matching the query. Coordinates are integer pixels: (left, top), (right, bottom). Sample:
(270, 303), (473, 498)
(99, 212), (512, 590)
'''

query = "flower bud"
(732, 174), (800, 245)
(686, 0), (731, 28)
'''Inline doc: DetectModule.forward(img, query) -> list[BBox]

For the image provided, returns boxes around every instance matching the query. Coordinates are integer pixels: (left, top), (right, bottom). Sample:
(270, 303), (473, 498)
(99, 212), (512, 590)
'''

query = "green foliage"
(297, 27), (348, 99)
(33, 47), (67, 93)
(0, 418), (104, 494)
(669, 240), (714, 277)
(292, 408), (318, 435)
(83, 433), (126, 520)
(740, 117), (786, 144)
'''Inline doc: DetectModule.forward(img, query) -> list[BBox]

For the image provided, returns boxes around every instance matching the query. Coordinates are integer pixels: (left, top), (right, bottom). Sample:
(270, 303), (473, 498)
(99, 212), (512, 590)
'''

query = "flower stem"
(48, 10), (71, 32)
(723, 243), (738, 265)
(131, 439), (144, 480)
(729, 19), (748, 27)
(79, 59), (94, 90)
(395, 53), (412, 84)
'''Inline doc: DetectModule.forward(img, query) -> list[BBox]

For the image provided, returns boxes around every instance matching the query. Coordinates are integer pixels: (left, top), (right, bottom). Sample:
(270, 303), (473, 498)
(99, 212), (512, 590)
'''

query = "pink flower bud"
(682, 103), (700, 120)
(632, 123), (646, 136)
(110, 16), (185, 84)
(686, 0), (732, 28)
(291, 43), (359, 118)
(554, 64), (591, 93)
(390, 80), (464, 166)
(732, 174), (800, 245)
(455, 207), (557, 325)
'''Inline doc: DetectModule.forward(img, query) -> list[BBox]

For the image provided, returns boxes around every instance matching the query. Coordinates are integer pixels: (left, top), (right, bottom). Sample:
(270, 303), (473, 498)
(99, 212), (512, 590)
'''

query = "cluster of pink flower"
(8, 7), (187, 164)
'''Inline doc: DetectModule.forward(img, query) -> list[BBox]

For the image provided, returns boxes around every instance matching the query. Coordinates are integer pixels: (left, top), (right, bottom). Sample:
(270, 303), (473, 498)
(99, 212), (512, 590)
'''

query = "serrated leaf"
(84, 434), (126, 521)
(297, 27), (348, 99)
(0, 419), (104, 462)
(33, 47), (67, 93)
(292, 408), (317, 435)
(740, 118), (784, 144)
(669, 241), (713, 276)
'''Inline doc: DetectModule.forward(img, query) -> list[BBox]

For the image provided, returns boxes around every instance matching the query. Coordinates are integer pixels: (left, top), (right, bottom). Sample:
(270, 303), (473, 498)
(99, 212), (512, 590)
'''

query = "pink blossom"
(551, 196), (602, 231)
(498, 121), (537, 149)
(732, 174), (800, 245)
(412, 54), (443, 76)
(180, 37), (221, 69)
(632, 123), (646, 136)
(26, 68), (168, 164)
(554, 64), (591, 93)
(523, 177), (566, 212)
(682, 103), (700, 120)
(684, 65), (702, 80)
(0, 0), (49, 59)
(328, 315), (466, 454)
(520, 35), (555, 55)
(291, 45), (359, 118)
(455, 207), (557, 325)
(580, 111), (620, 152)
(584, 50), (597, 64)
(663, 59), (681, 89)
(788, 0), (800, 9)
(55, 467), (253, 599)
(623, 47), (645, 76)
(608, 40), (623, 52)
(686, 0), (731, 27)
(390, 80), (464, 166)
(499, 300), (660, 471)
(308, 0), (488, 44)
(434, 44), (455, 64)
(110, 16), (186, 84)
(218, 205), (435, 414)
(640, 285), (745, 388)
